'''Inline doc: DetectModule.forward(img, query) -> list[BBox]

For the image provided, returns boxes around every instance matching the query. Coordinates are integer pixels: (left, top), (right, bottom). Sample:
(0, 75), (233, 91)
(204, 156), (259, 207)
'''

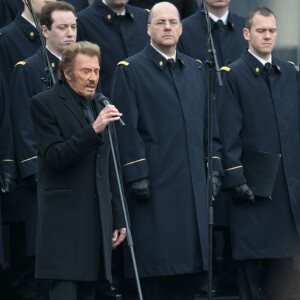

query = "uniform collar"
(198, 9), (236, 31)
(209, 10), (229, 25)
(36, 47), (60, 73)
(93, 0), (135, 23)
(242, 49), (282, 76)
(15, 12), (39, 41)
(145, 43), (185, 71)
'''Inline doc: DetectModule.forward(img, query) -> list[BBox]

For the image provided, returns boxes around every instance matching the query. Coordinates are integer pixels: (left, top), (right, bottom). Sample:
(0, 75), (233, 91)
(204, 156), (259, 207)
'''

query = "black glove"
(19, 174), (38, 188)
(211, 171), (221, 198)
(231, 183), (255, 203)
(0, 174), (17, 193)
(128, 178), (150, 200)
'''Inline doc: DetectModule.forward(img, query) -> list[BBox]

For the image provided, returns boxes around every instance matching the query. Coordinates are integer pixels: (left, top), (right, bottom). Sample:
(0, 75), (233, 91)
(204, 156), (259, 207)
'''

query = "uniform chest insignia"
(117, 61), (129, 66)
(51, 62), (55, 68)
(30, 31), (35, 37)
(159, 61), (163, 67)
(107, 14), (112, 21)
(220, 66), (231, 72)
(255, 67), (260, 73)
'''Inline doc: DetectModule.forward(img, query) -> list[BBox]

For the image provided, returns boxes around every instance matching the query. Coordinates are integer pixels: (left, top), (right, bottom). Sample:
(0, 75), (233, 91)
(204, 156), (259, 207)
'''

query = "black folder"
(241, 149), (281, 198)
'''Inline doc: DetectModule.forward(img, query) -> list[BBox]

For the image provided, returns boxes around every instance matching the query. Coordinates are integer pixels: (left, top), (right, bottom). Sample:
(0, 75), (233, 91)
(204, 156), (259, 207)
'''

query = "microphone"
(96, 93), (126, 127)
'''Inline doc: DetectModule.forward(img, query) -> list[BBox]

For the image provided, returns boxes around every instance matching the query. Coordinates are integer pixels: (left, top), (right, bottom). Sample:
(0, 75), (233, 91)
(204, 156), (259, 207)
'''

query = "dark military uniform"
(179, 10), (247, 293)
(0, 14), (42, 297)
(0, 13), (41, 82)
(178, 8), (247, 67)
(0, 12), (41, 179)
(2, 0), (22, 25)
(128, 0), (198, 18)
(11, 48), (59, 181)
(216, 50), (300, 299)
(66, 0), (89, 12)
(77, 1), (149, 97)
(111, 43), (222, 282)
(0, 0), (14, 27)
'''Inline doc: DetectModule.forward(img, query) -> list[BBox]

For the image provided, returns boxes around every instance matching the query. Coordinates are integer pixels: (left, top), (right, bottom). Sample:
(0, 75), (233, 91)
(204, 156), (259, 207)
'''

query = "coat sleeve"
(30, 93), (104, 171)
(110, 64), (149, 184)
(215, 69), (246, 188)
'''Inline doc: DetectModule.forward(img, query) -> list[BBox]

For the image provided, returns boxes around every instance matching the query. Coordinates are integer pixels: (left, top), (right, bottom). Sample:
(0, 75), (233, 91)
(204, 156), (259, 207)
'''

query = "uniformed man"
(110, 2), (222, 299)
(216, 7), (300, 300)
(11, 1), (77, 188)
(76, 0), (149, 97)
(178, 0), (247, 295)
(178, 0), (246, 66)
(128, 0), (198, 19)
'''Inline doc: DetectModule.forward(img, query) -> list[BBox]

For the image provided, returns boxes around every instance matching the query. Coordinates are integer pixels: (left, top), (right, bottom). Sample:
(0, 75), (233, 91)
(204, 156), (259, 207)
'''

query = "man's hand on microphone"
(128, 178), (150, 201)
(92, 104), (122, 133)
(230, 183), (255, 203)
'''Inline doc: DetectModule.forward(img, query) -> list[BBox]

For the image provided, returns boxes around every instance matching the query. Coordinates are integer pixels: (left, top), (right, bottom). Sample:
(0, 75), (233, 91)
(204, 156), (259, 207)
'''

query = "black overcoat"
(216, 50), (300, 260)
(179, 9), (247, 66)
(30, 81), (125, 281)
(111, 44), (222, 277)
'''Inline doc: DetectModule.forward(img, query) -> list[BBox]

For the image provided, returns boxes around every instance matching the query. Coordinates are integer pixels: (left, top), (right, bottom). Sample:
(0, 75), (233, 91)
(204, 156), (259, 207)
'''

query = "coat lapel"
(54, 82), (87, 127)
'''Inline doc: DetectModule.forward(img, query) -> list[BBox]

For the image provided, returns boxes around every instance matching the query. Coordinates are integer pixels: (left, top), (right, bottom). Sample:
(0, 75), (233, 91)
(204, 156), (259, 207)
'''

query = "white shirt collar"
(102, 0), (126, 15)
(150, 43), (176, 61)
(21, 12), (36, 28)
(209, 10), (229, 25)
(248, 49), (272, 66)
(46, 46), (62, 61)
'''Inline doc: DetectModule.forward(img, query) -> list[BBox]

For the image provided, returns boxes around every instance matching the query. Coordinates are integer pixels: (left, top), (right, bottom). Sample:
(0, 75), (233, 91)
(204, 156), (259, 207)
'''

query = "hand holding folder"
(241, 149), (281, 198)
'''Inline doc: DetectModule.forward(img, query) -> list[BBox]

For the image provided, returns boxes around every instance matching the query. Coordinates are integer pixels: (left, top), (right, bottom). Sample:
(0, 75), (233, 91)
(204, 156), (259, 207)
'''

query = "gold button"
(159, 61), (163, 66)
(107, 14), (111, 20)
(255, 67), (260, 73)
(30, 32), (34, 37)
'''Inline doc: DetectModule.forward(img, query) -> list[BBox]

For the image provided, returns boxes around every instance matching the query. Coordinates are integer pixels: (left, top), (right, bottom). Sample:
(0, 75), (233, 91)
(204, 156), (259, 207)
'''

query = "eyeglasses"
(151, 19), (181, 27)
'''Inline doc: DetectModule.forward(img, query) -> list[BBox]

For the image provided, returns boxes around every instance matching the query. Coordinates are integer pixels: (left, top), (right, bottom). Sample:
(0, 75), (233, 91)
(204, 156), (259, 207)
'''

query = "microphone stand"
(201, 1), (222, 300)
(26, 0), (56, 89)
(106, 123), (143, 300)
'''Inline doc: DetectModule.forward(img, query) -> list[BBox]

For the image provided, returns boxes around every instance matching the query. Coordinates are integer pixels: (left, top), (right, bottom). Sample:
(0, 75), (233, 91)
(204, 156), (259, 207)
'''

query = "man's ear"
(64, 71), (71, 80)
(243, 27), (250, 41)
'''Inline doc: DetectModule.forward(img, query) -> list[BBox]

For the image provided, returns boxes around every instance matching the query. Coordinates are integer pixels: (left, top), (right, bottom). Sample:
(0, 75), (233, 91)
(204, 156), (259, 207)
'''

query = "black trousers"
(236, 258), (294, 300)
(141, 273), (198, 300)
(37, 280), (96, 300)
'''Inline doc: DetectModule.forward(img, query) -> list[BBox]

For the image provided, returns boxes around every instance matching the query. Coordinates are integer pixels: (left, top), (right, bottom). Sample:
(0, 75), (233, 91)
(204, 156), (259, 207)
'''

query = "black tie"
(167, 58), (176, 71)
(216, 19), (225, 30)
(81, 100), (95, 124)
(264, 62), (273, 75)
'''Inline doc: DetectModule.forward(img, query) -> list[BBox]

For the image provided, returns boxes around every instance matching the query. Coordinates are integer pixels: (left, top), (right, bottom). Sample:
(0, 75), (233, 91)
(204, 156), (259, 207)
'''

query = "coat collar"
(54, 81), (88, 127)
(92, 1), (135, 24)
(198, 9), (238, 32)
(144, 43), (185, 71)
(241, 49), (282, 76)
(14, 12), (40, 42)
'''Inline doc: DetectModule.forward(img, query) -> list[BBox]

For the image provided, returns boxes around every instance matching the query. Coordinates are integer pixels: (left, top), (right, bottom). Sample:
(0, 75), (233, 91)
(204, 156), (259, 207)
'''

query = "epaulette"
(196, 59), (202, 65)
(15, 61), (27, 66)
(117, 61), (129, 67)
(220, 66), (231, 72)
